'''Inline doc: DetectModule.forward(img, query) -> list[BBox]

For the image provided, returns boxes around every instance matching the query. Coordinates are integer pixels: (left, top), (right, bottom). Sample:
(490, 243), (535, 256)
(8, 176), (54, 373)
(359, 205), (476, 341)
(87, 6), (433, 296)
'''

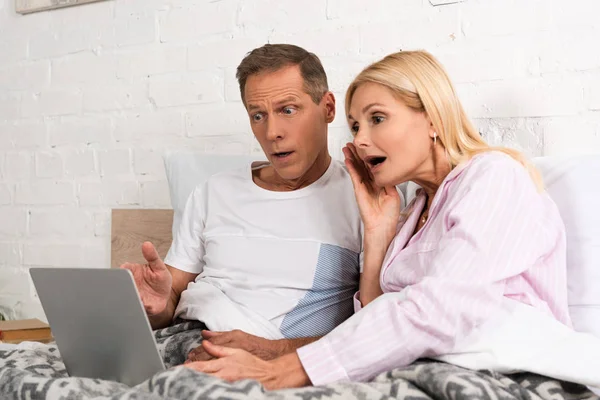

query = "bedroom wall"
(1, 0), (599, 320)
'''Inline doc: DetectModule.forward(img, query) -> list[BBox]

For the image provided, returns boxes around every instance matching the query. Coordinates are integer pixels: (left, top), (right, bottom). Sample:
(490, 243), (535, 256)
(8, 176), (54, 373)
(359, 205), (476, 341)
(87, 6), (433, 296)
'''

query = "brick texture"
(0, 0), (598, 320)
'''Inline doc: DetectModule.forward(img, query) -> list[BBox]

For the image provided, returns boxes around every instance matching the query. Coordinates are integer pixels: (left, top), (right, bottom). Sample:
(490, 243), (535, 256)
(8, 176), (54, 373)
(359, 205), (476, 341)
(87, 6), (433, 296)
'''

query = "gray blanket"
(0, 321), (596, 400)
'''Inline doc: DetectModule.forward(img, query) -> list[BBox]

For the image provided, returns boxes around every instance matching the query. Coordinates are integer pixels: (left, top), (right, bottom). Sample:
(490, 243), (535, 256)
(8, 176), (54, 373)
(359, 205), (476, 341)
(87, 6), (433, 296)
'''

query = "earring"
(433, 133), (437, 146)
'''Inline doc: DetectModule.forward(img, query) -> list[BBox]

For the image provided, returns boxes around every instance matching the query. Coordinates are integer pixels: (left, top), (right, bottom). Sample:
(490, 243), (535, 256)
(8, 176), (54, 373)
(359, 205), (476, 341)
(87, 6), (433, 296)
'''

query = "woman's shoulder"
(455, 151), (533, 186)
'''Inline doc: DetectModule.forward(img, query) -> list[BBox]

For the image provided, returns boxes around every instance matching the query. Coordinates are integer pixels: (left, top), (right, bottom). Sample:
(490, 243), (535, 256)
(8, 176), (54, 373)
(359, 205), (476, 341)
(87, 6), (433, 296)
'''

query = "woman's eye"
(372, 115), (385, 124)
(350, 124), (359, 134)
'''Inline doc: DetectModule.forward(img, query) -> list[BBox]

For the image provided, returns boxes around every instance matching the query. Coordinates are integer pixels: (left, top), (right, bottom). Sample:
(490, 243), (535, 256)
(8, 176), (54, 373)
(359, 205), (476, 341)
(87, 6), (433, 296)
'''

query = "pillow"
(404, 181), (420, 205)
(163, 151), (263, 235)
(533, 155), (600, 337)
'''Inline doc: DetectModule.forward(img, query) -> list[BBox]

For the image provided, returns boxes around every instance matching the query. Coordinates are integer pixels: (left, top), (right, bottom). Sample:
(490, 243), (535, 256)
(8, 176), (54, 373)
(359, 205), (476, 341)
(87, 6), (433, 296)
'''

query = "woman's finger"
(342, 145), (354, 163)
(202, 340), (240, 359)
(185, 359), (222, 374)
(348, 144), (373, 183)
(345, 144), (367, 177)
(344, 157), (365, 192)
(347, 143), (363, 166)
(384, 186), (400, 199)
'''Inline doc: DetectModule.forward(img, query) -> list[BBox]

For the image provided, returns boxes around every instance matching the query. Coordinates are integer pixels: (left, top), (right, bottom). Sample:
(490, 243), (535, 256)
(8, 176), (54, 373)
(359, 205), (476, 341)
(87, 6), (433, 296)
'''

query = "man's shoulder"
(186, 163), (253, 201)
(325, 159), (353, 182)
(204, 163), (254, 187)
(323, 160), (357, 194)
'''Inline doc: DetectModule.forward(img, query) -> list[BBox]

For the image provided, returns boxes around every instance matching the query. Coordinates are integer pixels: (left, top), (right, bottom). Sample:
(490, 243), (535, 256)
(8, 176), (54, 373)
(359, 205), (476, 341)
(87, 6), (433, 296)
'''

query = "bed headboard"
(110, 209), (174, 268)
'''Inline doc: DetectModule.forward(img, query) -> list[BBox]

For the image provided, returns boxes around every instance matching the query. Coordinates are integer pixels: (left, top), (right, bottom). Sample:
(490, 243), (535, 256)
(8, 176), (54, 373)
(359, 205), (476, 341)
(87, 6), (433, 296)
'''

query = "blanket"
(0, 321), (596, 400)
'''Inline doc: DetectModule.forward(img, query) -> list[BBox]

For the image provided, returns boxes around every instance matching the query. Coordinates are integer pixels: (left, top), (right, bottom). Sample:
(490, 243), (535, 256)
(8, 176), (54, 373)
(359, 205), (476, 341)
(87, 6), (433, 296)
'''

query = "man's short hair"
(236, 44), (329, 106)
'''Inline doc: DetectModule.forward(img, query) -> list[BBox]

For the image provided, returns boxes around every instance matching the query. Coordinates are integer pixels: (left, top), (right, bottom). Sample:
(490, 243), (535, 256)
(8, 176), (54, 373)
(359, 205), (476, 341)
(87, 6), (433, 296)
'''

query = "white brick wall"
(0, 0), (599, 320)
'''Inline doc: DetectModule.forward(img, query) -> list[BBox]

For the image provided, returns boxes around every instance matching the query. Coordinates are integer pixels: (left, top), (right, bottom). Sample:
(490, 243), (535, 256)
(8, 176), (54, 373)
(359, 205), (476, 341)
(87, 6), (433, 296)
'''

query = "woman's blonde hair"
(345, 50), (543, 190)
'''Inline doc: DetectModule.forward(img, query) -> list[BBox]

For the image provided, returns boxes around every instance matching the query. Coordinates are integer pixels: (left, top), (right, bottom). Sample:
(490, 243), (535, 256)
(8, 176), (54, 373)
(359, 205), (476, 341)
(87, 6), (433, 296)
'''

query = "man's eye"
(372, 116), (385, 124)
(252, 113), (264, 122)
(282, 107), (296, 115)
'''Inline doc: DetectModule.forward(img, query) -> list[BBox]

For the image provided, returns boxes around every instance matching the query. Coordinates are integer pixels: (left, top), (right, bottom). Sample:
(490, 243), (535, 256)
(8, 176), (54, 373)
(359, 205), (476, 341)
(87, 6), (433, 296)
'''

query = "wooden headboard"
(110, 209), (174, 268)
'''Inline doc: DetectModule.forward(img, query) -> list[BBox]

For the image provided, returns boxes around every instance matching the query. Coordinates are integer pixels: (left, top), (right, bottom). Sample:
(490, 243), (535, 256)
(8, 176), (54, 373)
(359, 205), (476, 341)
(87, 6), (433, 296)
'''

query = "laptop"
(30, 268), (166, 386)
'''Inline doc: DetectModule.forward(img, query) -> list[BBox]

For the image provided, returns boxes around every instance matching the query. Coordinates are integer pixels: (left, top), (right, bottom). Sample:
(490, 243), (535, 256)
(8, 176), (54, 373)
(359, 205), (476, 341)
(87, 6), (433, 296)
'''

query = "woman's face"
(348, 82), (434, 187)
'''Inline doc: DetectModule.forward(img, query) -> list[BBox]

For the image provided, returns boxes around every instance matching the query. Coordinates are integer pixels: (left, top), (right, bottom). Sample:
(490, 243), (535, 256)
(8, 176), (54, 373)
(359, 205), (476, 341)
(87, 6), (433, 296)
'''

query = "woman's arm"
(296, 156), (559, 385)
(187, 155), (560, 390)
(342, 143), (401, 307)
(357, 235), (389, 306)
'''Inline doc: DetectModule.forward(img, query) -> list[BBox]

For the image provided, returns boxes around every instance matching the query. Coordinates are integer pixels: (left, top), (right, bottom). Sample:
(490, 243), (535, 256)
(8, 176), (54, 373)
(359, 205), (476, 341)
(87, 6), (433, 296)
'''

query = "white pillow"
(533, 155), (600, 337)
(163, 151), (263, 235)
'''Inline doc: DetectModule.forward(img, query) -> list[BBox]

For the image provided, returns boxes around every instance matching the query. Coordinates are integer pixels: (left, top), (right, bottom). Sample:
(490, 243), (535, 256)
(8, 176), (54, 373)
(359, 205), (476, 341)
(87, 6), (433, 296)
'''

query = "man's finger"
(192, 353), (214, 362)
(141, 242), (165, 271)
(187, 347), (214, 362)
(119, 262), (130, 270)
(208, 334), (234, 347)
(201, 330), (222, 339)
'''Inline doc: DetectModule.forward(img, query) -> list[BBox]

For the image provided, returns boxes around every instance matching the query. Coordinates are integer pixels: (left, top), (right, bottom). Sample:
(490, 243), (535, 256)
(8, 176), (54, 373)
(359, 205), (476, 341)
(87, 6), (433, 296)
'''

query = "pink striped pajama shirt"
(297, 151), (572, 386)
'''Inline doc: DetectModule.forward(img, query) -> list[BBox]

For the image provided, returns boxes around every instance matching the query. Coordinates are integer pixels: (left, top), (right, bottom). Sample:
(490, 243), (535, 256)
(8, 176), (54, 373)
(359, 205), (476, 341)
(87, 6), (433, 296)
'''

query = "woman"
(183, 50), (598, 389)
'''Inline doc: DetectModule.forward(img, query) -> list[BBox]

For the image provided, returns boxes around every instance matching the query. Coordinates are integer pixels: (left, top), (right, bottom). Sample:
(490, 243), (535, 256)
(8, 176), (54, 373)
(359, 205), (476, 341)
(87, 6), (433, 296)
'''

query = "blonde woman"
(184, 50), (600, 390)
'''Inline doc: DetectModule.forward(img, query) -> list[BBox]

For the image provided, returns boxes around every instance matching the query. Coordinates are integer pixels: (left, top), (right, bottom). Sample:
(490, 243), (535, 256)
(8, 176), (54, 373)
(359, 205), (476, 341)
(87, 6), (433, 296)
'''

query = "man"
(121, 44), (362, 363)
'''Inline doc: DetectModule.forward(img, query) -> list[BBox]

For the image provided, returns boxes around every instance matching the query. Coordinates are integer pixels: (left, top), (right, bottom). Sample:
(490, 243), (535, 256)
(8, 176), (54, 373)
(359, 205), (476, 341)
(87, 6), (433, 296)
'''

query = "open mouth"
(364, 156), (387, 168)
(273, 151), (294, 158)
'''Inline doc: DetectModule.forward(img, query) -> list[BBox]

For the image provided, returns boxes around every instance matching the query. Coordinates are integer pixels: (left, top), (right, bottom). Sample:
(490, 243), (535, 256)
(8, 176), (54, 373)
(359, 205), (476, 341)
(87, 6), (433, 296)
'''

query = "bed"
(0, 319), (594, 399)
(0, 152), (598, 399)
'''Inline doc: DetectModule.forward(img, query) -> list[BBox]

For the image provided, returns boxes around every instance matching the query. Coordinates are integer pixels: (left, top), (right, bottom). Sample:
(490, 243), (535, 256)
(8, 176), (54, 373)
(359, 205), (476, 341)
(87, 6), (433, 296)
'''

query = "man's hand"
(120, 241), (172, 316)
(186, 330), (285, 362)
(186, 330), (322, 363)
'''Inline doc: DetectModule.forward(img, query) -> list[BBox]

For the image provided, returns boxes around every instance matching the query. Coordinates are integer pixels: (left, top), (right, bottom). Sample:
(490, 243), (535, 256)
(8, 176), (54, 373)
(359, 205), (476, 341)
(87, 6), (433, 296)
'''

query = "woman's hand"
(186, 330), (285, 362)
(343, 143), (401, 247)
(184, 341), (311, 390)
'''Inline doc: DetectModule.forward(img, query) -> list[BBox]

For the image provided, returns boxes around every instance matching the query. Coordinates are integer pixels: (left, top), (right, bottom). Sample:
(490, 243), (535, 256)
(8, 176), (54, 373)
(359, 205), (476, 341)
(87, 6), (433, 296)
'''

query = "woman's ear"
(426, 115), (437, 139)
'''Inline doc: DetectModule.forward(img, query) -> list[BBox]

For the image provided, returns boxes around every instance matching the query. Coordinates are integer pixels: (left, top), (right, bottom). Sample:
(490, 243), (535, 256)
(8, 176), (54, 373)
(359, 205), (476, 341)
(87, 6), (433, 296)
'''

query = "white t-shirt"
(164, 160), (363, 340)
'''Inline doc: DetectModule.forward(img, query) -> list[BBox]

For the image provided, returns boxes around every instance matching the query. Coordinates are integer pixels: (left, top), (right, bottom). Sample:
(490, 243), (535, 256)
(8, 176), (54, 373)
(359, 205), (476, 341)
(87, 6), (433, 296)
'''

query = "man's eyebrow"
(247, 96), (300, 111)
(273, 96), (301, 106)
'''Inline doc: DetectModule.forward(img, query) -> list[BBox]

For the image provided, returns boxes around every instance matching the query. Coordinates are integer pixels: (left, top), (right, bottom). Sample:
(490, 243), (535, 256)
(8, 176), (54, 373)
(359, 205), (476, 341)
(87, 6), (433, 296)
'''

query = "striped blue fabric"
(280, 244), (360, 338)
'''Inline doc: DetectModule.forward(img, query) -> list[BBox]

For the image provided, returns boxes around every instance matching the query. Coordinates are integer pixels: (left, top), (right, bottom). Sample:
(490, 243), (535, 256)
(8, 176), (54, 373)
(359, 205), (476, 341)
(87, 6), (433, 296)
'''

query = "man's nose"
(266, 117), (283, 141)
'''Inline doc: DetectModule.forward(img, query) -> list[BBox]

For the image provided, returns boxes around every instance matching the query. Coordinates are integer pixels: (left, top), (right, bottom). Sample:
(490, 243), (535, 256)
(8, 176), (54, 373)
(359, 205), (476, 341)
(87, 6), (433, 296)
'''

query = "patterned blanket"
(0, 321), (596, 400)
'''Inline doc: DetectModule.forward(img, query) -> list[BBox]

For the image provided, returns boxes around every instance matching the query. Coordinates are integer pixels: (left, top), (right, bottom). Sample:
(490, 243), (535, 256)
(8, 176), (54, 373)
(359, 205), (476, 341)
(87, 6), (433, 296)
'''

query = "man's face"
(244, 65), (335, 180)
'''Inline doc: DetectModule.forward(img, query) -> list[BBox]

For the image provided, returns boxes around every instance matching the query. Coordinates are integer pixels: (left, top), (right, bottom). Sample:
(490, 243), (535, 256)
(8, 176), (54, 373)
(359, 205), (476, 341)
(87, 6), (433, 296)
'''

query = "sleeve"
(163, 184), (207, 274)
(297, 157), (554, 385)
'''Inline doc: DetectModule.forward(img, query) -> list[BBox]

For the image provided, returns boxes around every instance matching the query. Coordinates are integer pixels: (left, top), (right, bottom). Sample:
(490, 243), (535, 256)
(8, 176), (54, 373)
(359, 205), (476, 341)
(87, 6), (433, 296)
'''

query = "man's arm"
(274, 336), (321, 356)
(148, 265), (198, 329)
